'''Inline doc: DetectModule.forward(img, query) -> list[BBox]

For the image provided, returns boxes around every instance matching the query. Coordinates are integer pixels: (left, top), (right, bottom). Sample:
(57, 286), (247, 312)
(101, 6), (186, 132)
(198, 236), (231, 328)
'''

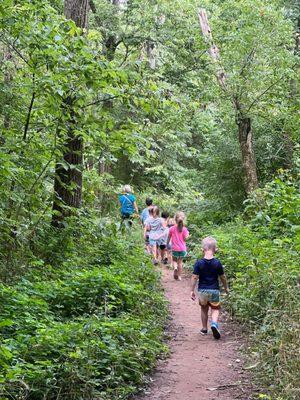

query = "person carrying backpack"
(118, 185), (139, 224)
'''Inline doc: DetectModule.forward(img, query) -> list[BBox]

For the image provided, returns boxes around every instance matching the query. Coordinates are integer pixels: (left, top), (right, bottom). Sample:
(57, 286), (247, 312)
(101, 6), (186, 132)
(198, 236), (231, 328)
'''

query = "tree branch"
(0, 34), (30, 66)
(23, 74), (36, 141)
(82, 93), (125, 108)
(246, 66), (296, 113)
(118, 42), (131, 67)
(239, 48), (256, 76)
(198, 8), (227, 92)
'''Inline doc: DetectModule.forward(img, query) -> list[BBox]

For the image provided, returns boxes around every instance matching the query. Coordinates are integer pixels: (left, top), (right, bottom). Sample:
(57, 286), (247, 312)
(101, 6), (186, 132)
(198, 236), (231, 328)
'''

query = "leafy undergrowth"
(213, 175), (300, 400)
(0, 220), (168, 400)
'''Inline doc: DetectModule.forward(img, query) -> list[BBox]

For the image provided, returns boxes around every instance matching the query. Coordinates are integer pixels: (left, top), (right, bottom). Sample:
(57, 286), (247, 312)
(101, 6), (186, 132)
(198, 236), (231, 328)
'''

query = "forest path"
(134, 266), (254, 400)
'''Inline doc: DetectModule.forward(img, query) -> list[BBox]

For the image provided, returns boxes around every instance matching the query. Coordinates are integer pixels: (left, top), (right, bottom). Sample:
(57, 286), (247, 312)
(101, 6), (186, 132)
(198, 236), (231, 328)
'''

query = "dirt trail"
(135, 267), (254, 400)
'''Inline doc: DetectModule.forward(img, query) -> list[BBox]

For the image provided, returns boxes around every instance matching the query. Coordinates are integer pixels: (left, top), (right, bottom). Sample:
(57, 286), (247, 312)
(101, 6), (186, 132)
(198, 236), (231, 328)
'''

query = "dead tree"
(198, 9), (259, 194)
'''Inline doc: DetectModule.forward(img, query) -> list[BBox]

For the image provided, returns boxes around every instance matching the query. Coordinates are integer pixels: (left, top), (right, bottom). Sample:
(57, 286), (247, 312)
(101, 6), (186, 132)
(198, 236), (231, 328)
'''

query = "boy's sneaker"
(173, 268), (179, 280)
(211, 322), (221, 340)
(163, 258), (168, 265)
(200, 329), (208, 335)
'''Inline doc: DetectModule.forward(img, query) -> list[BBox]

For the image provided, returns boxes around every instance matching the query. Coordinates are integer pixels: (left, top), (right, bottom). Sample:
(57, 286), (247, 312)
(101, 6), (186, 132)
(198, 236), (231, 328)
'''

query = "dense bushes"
(213, 175), (300, 399)
(0, 220), (167, 400)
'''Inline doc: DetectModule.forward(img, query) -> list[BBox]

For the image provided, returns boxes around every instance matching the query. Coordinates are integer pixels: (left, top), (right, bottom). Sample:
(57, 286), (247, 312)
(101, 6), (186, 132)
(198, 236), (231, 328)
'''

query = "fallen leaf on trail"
(244, 362), (260, 370)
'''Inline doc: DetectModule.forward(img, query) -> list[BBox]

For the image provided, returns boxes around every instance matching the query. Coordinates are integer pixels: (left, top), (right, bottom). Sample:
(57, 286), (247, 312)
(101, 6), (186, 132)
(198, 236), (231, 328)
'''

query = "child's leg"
(177, 257), (183, 279)
(201, 304), (209, 330)
(172, 255), (177, 269)
(168, 249), (172, 264)
(211, 308), (220, 324)
(146, 243), (152, 254)
(151, 243), (158, 264)
(145, 235), (151, 254)
(172, 255), (178, 279)
(159, 245), (164, 261)
(209, 293), (221, 339)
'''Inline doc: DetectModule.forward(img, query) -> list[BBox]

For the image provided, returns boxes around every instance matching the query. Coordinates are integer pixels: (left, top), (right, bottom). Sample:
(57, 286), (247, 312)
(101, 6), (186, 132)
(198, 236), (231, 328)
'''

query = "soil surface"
(134, 266), (254, 400)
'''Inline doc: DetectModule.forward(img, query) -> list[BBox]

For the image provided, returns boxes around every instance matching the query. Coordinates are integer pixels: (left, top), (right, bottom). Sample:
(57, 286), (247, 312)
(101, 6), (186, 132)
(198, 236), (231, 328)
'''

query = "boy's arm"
(191, 274), (198, 300)
(144, 224), (149, 238)
(220, 274), (229, 294)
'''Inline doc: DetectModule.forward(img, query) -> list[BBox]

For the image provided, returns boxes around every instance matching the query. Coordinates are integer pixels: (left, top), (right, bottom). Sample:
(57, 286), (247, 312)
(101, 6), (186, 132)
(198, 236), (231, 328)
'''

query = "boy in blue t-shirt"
(140, 198), (154, 254)
(191, 236), (229, 340)
(140, 198), (153, 225)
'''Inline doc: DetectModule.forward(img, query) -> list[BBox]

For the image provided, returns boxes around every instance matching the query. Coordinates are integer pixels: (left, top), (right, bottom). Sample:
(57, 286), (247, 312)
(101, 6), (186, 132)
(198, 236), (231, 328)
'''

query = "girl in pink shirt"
(167, 212), (189, 281)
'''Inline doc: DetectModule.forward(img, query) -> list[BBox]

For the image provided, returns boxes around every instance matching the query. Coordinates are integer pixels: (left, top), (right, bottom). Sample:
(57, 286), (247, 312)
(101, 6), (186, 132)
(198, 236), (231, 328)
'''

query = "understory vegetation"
(186, 172), (299, 400)
(0, 0), (299, 399)
(215, 174), (300, 400)
(0, 222), (167, 399)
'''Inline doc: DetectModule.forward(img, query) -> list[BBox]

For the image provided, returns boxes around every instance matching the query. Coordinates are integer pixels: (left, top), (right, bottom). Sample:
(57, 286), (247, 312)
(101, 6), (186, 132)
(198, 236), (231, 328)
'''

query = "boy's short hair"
(202, 236), (217, 252)
(161, 211), (169, 219)
(146, 197), (153, 206)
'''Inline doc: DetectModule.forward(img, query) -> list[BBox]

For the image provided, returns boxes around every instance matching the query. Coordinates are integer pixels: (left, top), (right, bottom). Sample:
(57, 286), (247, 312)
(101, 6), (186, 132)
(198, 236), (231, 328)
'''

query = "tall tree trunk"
(52, 0), (88, 226)
(198, 8), (259, 194)
(237, 115), (259, 194)
(146, 40), (156, 70)
(64, 0), (89, 27)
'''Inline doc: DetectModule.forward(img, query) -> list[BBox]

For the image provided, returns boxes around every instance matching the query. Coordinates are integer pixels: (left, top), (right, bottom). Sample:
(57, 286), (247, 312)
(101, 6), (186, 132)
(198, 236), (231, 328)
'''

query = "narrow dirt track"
(135, 266), (254, 400)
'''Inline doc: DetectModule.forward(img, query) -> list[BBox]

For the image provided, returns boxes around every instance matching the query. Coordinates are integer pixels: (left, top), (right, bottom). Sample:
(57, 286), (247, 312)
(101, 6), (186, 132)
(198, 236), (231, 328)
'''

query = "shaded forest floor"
(134, 266), (255, 400)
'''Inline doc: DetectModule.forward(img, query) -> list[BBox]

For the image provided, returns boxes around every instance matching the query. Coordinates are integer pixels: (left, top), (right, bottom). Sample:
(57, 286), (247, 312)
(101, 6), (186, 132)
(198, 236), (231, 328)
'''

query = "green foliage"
(212, 174), (300, 399)
(0, 220), (167, 399)
(0, 0), (299, 399)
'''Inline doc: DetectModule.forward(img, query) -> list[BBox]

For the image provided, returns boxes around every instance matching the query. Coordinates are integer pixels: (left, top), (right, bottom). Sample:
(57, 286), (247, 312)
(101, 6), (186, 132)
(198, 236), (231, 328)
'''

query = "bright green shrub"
(2, 317), (165, 400)
(0, 222), (167, 400)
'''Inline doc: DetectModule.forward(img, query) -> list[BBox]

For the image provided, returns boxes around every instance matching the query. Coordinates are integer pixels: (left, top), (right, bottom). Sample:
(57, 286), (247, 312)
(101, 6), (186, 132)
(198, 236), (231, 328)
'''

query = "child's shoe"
(211, 322), (221, 340)
(200, 329), (208, 335)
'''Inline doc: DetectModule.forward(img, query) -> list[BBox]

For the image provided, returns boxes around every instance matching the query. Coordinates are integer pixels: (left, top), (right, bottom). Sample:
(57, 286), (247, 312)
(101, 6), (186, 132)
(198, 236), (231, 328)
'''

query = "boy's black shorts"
(159, 244), (166, 250)
(121, 213), (133, 225)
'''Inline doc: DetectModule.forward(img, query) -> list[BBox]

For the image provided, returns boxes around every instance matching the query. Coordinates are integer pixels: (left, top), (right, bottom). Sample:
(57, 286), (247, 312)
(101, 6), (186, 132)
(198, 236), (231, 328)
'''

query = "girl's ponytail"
(175, 212), (185, 232)
(177, 218), (183, 232)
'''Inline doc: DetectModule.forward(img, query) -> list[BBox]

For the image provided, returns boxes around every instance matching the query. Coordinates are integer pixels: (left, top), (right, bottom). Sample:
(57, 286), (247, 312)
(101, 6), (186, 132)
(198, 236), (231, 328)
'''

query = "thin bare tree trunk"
(237, 116), (259, 192)
(198, 8), (259, 194)
(146, 40), (156, 69)
(52, 0), (89, 226)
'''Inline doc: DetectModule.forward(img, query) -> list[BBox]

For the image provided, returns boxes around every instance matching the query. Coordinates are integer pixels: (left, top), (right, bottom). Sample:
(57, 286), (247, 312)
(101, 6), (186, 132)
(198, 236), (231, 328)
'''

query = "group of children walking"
(119, 186), (229, 340)
(141, 198), (188, 281)
(140, 196), (229, 340)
